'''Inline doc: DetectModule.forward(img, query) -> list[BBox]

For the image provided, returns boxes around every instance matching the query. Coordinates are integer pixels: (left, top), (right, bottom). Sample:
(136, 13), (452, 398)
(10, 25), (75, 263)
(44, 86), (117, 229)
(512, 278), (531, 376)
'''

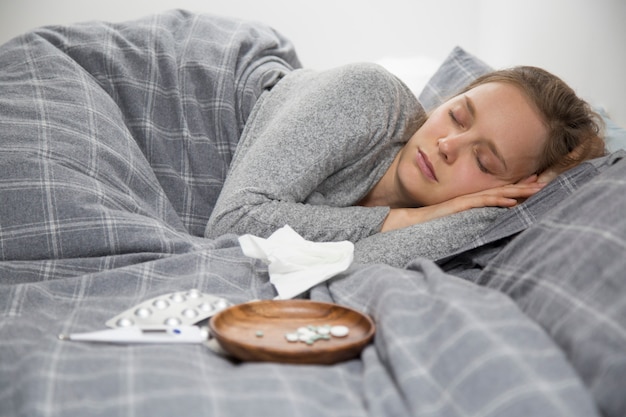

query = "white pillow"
(376, 56), (440, 96)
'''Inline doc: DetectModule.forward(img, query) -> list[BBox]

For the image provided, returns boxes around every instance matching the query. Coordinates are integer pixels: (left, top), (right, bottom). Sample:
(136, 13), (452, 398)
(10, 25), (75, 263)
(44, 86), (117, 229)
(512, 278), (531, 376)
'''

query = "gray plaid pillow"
(477, 154), (626, 417)
(418, 46), (491, 112)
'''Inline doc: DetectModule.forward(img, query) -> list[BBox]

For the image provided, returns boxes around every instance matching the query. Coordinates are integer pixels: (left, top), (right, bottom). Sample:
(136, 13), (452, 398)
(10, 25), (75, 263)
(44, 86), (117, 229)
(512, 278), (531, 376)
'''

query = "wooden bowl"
(209, 299), (375, 364)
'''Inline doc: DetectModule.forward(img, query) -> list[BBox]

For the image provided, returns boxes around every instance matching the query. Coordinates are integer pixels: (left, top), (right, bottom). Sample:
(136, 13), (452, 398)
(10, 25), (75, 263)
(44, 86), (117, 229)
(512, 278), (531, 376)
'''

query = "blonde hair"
(461, 66), (606, 173)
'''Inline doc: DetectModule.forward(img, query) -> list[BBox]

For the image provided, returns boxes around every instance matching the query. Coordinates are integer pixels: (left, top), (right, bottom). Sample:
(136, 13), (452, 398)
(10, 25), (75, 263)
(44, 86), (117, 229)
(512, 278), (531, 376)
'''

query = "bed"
(1, 10), (625, 417)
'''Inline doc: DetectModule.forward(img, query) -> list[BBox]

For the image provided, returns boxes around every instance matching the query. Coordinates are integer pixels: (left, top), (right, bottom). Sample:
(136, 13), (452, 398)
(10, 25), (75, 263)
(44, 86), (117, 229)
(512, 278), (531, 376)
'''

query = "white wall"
(1, 0), (624, 126)
(478, 0), (626, 127)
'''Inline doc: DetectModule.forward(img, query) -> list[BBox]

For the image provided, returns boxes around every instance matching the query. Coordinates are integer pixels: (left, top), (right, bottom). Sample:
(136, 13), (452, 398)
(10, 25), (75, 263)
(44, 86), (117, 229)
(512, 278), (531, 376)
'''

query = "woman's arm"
(380, 181), (545, 233)
(355, 206), (504, 267)
(205, 63), (422, 242)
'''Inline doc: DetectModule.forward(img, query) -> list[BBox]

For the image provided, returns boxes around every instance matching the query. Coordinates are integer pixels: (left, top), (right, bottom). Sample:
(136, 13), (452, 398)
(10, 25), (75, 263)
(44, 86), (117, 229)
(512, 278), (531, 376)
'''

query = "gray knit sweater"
(205, 63), (501, 267)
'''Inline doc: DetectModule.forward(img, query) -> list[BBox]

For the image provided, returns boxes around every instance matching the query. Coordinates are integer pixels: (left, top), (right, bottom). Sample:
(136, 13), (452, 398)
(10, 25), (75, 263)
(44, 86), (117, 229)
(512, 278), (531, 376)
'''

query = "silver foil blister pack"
(105, 289), (231, 328)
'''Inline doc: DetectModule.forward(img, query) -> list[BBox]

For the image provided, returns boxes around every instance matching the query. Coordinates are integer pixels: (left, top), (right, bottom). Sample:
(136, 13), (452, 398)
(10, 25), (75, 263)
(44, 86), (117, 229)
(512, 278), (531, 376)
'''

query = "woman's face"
(393, 81), (549, 207)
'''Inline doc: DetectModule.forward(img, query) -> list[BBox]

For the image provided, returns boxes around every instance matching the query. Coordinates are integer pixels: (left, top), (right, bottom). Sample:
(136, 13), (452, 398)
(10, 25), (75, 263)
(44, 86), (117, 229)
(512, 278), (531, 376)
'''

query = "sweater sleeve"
(205, 63), (422, 242)
(353, 207), (504, 267)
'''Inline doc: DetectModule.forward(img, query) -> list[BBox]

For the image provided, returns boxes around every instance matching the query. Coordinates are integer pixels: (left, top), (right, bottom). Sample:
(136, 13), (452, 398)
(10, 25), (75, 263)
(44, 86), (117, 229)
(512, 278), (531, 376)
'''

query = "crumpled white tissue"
(238, 225), (354, 300)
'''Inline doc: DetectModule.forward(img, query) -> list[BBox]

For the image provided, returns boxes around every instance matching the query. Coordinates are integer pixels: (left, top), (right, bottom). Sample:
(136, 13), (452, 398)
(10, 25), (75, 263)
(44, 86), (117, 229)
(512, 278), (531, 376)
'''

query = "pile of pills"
(283, 324), (350, 345)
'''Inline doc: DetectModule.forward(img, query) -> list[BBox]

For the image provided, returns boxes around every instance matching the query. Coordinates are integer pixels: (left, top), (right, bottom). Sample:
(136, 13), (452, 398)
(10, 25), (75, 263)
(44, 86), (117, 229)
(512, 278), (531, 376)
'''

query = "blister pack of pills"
(105, 289), (231, 328)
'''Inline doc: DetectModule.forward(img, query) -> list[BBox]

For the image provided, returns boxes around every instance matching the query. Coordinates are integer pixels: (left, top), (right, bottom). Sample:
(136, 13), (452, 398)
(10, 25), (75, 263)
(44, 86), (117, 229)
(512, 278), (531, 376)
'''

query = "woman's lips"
(416, 149), (438, 182)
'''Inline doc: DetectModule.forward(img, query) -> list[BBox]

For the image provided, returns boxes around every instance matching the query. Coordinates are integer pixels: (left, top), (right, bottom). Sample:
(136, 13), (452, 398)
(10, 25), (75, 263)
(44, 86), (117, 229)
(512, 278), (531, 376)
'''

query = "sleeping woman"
(0, 11), (605, 269)
(205, 63), (606, 246)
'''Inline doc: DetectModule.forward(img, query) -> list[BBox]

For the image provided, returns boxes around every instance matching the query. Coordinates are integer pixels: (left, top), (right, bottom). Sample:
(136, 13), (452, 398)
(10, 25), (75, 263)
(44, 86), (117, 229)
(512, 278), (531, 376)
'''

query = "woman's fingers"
(451, 183), (545, 210)
(495, 183), (545, 197)
(381, 182), (546, 232)
(516, 174), (539, 184)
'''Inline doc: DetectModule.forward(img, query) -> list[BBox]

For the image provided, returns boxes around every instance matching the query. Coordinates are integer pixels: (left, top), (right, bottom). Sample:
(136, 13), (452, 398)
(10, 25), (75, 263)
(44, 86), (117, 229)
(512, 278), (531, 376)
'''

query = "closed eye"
(477, 158), (490, 174)
(448, 109), (464, 129)
(474, 147), (492, 174)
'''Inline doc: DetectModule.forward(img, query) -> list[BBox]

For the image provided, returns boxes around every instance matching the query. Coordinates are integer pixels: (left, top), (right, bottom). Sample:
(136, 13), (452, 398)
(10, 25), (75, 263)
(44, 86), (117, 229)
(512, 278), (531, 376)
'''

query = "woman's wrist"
(381, 208), (427, 233)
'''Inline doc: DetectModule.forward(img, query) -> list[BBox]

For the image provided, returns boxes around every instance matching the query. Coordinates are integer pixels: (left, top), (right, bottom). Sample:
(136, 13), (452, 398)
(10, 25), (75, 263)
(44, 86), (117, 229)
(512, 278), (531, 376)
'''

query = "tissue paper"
(238, 225), (354, 300)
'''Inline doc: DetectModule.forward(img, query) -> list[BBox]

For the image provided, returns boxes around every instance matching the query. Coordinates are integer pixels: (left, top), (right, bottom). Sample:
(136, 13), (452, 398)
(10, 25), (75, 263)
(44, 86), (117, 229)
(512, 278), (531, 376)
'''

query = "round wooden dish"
(209, 299), (375, 364)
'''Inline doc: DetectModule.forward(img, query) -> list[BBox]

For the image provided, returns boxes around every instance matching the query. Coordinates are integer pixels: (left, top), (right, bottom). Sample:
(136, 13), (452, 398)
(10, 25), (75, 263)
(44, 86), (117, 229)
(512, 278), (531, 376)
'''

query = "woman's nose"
(437, 137), (459, 163)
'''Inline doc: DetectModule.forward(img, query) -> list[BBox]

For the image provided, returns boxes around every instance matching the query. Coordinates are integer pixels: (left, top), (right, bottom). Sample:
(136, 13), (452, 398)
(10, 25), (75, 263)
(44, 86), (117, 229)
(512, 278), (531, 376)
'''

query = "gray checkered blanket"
(1, 10), (621, 417)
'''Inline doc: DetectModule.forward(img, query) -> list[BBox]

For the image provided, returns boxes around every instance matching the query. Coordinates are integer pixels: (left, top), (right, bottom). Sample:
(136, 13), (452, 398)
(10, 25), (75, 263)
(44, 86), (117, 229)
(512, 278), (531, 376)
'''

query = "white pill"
(116, 317), (134, 327)
(213, 299), (229, 310)
(317, 326), (330, 336)
(198, 302), (213, 312)
(285, 333), (299, 342)
(134, 307), (152, 318)
(153, 299), (169, 310)
(330, 325), (349, 338)
(164, 317), (182, 326)
(170, 293), (186, 303)
(181, 308), (198, 318)
(187, 289), (201, 298)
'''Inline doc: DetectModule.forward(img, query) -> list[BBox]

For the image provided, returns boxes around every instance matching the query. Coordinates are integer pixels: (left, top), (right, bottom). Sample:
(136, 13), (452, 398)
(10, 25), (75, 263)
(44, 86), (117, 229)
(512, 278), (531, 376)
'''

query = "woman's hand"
(380, 179), (545, 233)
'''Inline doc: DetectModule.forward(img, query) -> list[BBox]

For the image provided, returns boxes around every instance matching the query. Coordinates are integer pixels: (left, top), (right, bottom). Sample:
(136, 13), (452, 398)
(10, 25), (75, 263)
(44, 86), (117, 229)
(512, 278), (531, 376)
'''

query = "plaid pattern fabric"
(417, 46), (492, 113)
(0, 9), (298, 246)
(436, 152), (625, 276)
(0, 239), (599, 417)
(443, 152), (626, 417)
(0, 12), (611, 417)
